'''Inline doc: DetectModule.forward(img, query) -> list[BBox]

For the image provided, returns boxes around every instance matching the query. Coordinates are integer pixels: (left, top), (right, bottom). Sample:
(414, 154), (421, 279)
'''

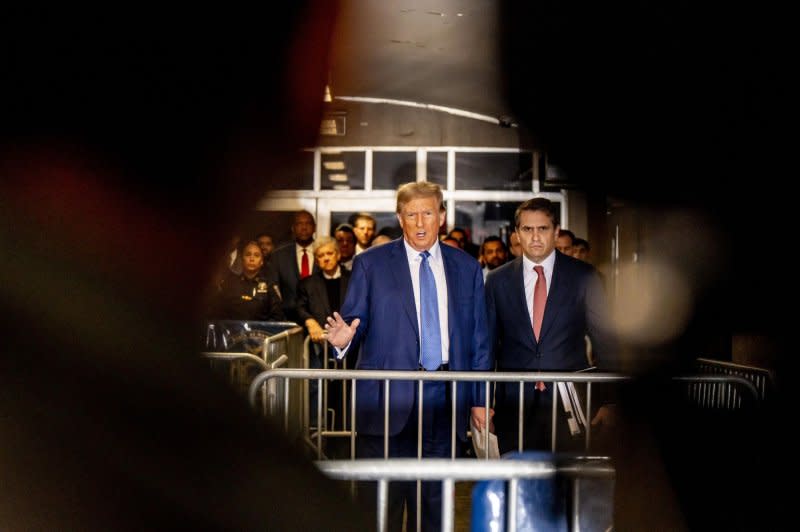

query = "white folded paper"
(470, 417), (500, 459)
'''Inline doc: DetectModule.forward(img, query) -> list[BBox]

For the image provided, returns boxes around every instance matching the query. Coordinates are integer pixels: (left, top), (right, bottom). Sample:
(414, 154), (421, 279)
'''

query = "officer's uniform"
(211, 271), (284, 321)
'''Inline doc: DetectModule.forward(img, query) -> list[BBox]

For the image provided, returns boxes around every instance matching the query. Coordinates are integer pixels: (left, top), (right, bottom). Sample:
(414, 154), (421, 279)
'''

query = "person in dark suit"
(270, 210), (318, 322)
(296, 235), (351, 442)
(325, 181), (492, 532)
(485, 197), (619, 454)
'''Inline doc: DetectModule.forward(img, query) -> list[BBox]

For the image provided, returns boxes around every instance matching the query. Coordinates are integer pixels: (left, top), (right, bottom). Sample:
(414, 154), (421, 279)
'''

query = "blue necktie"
(419, 251), (442, 370)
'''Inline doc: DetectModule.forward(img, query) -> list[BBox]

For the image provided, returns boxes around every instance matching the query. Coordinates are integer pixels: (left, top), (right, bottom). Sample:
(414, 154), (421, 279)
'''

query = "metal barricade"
(202, 321), (305, 439)
(248, 369), (761, 532)
(694, 357), (773, 407)
(249, 369), (630, 458)
(676, 373), (761, 410)
(249, 369), (761, 457)
(302, 339), (351, 459)
(318, 457), (614, 532)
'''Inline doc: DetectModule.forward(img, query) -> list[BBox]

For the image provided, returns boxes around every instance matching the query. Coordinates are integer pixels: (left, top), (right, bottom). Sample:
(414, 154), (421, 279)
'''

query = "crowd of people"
(205, 185), (611, 531)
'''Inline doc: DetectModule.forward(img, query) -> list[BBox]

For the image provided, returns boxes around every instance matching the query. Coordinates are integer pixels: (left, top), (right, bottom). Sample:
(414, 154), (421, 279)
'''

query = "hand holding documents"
(470, 417), (500, 459)
(557, 381), (588, 437)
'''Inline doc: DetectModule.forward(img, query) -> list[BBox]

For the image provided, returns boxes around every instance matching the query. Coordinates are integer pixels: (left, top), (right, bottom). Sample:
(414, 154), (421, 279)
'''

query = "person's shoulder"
(556, 251), (597, 277)
(358, 238), (400, 263)
(441, 241), (478, 265)
(270, 242), (296, 267)
(485, 257), (517, 284)
(272, 242), (295, 255)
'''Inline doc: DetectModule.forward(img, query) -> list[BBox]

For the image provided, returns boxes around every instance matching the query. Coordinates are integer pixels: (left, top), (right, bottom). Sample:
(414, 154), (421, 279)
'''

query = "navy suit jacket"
(340, 238), (492, 439)
(485, 251), (617, 373)
(271, 242), (318, 322)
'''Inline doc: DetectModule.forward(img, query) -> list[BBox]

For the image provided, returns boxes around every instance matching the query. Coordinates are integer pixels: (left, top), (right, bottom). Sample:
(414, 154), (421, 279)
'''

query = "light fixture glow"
(328, 173), (348, 182)
(323, 161), (345, 170)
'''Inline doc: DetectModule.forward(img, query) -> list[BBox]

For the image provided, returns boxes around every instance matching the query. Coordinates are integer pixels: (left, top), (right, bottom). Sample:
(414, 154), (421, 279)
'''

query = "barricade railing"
(695, 357), (773, 406)
(249, 369), (761, 459)
(249, 369), (631, 458)
(317, 457), (615, 532)
(202, 321), (305, 439)
(302, 338), (350, 458)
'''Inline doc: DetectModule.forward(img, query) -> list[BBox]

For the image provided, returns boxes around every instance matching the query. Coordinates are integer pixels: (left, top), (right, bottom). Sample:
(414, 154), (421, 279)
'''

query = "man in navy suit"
(326, 181), (492, 532)
(485, 197), (619, 454)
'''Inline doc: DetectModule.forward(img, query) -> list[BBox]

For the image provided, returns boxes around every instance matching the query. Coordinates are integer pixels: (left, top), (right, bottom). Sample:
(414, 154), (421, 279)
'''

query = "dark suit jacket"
(296, 268), (351, 326)
(340, 239), (492, 440)
(486, 251), (618, 447)
(271, 242), (318, 322)
(485, 250), (617, 372)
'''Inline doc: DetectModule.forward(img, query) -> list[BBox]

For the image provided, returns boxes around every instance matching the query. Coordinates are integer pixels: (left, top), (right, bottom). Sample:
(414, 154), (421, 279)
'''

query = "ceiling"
(327, 1), (511, 124)
(323, 1), (790, 204)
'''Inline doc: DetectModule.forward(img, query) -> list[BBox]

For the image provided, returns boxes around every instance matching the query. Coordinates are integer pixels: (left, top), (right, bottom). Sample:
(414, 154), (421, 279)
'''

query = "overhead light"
(332, 184), (351, 191)
(328, 173), (348, 182)
(323, 84), (332, 102)
(323, 161), (345, 170)
(320, 112), (346, 136)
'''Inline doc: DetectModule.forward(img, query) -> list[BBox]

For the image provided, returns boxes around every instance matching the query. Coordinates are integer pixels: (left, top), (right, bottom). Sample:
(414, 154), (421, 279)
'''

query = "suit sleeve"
(338, 256), (369, 356)
(295, 279), (314, 323)
(470, 262), (492, 407)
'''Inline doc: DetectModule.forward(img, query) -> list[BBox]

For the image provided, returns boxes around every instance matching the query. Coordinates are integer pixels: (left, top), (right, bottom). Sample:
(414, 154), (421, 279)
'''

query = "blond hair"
(395, 182), (444, 214)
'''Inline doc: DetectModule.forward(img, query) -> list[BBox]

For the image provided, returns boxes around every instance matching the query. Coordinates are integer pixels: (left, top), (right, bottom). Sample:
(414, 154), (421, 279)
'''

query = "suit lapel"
(509, 258), (537, 346)
(442, 247), (458, 344)
(388, 241), (419, 338)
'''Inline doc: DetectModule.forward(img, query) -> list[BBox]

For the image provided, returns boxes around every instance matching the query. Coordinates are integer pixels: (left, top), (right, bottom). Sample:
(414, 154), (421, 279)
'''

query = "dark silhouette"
(1, 5), (370, 530)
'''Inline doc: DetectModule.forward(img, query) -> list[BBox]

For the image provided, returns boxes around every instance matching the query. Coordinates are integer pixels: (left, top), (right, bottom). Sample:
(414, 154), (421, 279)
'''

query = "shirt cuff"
(334, 342), (351, 360)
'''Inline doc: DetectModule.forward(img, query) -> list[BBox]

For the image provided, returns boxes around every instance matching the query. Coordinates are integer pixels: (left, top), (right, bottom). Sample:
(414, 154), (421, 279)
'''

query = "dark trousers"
(495, 383), (585, 455)
(356, 380), (457, 532)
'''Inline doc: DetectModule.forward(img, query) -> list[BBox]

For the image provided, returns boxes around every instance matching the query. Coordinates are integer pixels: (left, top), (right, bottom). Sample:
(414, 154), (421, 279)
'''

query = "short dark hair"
(557, 228), (575, 243)
(514, 197), (559, 228)
(480, 235), (507, 255)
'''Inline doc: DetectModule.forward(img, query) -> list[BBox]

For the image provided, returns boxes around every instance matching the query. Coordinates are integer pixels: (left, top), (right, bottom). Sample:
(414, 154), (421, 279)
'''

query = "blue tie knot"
(419, 250), (442, 370)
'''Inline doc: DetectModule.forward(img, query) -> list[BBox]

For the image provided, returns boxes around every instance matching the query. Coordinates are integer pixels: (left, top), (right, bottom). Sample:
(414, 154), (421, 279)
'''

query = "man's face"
(334, 230), (356, 261)
(482, 241), (507, 270)
(314, 243), (340, 276)
(449, 230), (466, 249)
(574, 245), (589, 262)
(397, 196), (445, 252)
(292, 212), (316, 243)
(257, 235), (274, 257)
(353, 218), (376, 247)
(555, 233), (574, 256)
(516, 209), (557, 263)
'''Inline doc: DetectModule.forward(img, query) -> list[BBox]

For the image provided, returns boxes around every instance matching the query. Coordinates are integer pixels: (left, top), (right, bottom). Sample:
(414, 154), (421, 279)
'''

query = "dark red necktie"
(532, 265), (546, 339)
(533, 265), (547, 391)
(300, 248), (310, 279)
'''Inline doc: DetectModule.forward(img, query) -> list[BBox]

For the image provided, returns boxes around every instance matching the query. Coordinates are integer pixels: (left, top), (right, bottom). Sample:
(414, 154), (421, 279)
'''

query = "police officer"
(211, 240), (284, 321)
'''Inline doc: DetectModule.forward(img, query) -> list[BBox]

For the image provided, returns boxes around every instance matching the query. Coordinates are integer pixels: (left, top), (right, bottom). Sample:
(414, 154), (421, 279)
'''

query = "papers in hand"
(470, 417), (500, 459)
(557, 381), (588, 436)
